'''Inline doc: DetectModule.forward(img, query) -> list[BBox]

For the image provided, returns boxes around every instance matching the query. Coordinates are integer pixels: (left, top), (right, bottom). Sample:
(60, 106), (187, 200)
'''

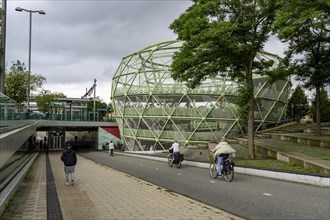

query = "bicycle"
(209, 157), (235, 182)
(168, 152), (184, 168)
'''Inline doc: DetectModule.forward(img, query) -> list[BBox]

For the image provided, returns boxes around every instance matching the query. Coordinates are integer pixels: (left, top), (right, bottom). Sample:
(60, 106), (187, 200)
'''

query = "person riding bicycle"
(211, 137), (236, 176)
(169, 140), (180, 160)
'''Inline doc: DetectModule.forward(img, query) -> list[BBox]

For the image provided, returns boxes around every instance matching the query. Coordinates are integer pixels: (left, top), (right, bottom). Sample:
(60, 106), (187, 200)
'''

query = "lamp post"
(15, 7), (45, 110)
(93, 79), (97, 121)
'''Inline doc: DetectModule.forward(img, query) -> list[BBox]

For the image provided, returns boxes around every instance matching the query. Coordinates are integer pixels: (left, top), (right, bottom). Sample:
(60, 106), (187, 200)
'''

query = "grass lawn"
(231, 143), (325, 175)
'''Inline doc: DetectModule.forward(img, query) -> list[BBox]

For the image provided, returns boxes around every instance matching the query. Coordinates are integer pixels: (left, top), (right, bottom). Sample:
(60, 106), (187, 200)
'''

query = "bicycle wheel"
(168, 155), (173, 167)
(209, 162), (218, 179)
(223, 162), (234, 182)
(175, 160), (181, 168)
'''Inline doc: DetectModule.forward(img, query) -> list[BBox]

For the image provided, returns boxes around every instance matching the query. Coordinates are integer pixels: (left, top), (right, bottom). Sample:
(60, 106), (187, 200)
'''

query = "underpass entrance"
(49, 127), (65, 150)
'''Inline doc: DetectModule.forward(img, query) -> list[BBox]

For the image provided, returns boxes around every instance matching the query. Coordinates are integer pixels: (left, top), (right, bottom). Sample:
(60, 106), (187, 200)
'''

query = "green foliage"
(236, 159), (320, 174)
(169, 0), (278, 158)
(237, 85), (252, 123)
(87, 98), (108, 116)
(4, 72), (26, 104)
(267, 60), (291, 84)
(273, 0), (330, 88)
(108, 102), (114, 113)
(170, 0), (277, 88)
(286, 85), (310, 120)
(4, 60), (46, 104)
(274, 0), (330, 134)
(232, 141), (327, 174)
(310, 88), (330, 122)
(35, 90), (66, 113)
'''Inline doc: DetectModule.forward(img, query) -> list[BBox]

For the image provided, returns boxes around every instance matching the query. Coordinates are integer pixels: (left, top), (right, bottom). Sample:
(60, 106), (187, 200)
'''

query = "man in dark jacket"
(61, 143), (77, 186)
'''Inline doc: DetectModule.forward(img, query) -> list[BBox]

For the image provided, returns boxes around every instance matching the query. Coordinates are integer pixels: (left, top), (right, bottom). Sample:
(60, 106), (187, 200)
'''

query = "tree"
(273, 0), (330, 135)
(108, 102), (114, 114)
(170, 0), (277, 158)
(35, 89), (66, 113)
(310, 88), (330, 123)
(4, 72), (26, 104)
(286, 85), (310, 120)
(87, 98), (108, 119)
(4, 60), (46, 104)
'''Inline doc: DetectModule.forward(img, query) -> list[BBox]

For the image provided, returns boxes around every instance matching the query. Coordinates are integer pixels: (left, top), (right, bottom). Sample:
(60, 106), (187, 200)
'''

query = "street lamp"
(15, 7), (45, 110)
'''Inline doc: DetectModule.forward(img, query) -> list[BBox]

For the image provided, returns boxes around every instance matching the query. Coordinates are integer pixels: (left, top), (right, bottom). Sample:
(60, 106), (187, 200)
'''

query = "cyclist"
(169, 140), (180, 160)
(211, 137), (236, 176)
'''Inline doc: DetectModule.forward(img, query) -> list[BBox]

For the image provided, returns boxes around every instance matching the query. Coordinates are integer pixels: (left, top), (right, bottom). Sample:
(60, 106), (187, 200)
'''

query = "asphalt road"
(78, 150), (330, 220)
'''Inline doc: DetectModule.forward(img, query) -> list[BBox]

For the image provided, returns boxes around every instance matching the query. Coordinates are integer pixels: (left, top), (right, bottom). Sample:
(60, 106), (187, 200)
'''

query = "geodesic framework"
(111, 40), (291, 151)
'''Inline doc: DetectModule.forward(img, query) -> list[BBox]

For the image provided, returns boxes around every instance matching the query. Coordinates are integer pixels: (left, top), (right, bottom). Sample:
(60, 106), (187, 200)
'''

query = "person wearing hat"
(211, 137), (236, 176)
(61, 143), (77, 186)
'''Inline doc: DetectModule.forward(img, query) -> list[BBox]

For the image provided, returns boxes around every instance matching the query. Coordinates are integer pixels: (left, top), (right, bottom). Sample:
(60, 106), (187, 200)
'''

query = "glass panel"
(111, 41), (291, 151)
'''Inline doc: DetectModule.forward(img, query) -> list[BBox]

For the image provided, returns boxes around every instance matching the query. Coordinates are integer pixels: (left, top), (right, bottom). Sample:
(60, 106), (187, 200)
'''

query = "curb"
(118, 152), (330, 187)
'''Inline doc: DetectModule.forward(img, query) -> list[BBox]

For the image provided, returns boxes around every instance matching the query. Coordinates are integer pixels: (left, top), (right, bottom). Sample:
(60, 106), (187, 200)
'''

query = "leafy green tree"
(4, 60), (46, 104)
(310, 88), (330, 123)
(108, 102), (114, 114)
(35, 89), (66, 113)
(4, 72), (26, 104)
(286, 85), (310, 120)
(273, 0), (330, 135)
(170, 0), (277, 158)
(87, 98), (108, 120)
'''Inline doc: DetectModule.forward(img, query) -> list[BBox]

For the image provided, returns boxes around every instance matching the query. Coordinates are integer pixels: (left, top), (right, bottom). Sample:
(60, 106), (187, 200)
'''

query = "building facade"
(111, 40), (291, 151)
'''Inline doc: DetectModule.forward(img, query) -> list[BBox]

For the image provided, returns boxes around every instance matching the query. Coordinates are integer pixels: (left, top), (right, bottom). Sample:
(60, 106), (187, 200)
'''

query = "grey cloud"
(6, 1), (286, 101)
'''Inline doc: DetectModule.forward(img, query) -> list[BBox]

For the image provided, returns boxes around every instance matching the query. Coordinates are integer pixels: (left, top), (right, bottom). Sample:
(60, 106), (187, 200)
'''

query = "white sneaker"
(66, 182), (69, 186)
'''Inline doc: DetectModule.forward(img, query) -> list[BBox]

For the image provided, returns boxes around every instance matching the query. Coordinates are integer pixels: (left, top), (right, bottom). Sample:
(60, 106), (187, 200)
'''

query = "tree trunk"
(316, 86), (321, 136)
(246, 70), (255, 159)
(248, 95), (255, 159)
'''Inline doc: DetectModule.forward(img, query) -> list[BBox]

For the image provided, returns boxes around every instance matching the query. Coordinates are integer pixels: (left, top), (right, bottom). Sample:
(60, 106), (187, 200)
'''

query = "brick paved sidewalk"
(2, 152), (243, 220)
(1, 153), (47, 220)
(50, 152), (242, 220)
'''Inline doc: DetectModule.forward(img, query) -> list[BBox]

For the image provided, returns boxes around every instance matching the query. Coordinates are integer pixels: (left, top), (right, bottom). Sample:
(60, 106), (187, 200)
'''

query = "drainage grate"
(46, 152), (63, 220)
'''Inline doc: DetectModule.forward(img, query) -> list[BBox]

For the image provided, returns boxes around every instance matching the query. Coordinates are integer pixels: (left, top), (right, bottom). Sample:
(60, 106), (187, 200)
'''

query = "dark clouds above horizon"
(6, 0), (287, 102)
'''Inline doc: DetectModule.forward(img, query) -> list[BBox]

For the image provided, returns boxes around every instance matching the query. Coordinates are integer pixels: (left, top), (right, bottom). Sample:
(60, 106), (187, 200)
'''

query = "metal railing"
(0, 93), (115, 122)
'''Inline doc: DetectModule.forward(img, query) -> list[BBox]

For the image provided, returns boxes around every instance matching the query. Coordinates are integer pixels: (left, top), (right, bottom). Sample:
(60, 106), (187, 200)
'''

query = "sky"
(6, 0), (288, 103)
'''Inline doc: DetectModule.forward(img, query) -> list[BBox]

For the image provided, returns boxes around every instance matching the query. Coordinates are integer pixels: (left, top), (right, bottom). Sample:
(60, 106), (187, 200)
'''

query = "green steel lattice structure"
(111, 40), (291, 151)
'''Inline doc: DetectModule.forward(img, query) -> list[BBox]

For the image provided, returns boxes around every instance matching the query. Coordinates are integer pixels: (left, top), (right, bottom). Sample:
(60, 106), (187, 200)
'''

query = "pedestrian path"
(1, 153), (47, 220)
(2, 152), (243, 220)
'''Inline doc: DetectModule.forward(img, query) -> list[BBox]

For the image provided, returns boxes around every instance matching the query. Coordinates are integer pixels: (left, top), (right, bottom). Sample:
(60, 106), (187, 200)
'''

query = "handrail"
(0, 93), (114, 122)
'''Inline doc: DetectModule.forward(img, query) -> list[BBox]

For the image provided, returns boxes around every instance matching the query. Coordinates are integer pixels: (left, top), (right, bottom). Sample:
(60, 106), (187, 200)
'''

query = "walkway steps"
(265, 132), (330, 148)
(235, 137), (330, 175)
(302, 126), (330, 136)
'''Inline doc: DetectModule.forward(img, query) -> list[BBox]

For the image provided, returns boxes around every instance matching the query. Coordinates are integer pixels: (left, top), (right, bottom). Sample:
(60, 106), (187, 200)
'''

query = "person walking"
(43, 136), (47, 150)
(61, 143), (77, 186)
(109, 141), (115, 156)
(211, 137), (236, 176)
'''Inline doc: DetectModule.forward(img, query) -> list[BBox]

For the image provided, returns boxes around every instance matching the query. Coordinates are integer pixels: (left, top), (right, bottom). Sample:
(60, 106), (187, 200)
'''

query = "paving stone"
(2, 152), (243, 220)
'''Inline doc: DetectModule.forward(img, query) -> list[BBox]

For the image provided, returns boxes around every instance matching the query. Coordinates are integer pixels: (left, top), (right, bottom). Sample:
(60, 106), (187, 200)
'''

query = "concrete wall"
(0, 122), (38, 168)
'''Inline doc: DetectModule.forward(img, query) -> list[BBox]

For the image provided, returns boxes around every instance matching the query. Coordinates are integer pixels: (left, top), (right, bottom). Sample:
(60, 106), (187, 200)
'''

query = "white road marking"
(263, 193), (272, 196)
